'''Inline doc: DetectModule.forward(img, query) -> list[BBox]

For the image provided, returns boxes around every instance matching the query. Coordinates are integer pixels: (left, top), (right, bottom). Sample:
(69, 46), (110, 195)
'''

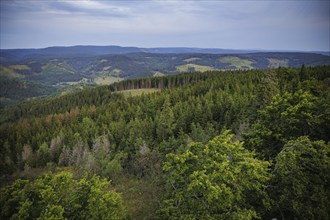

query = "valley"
(1, 46), (329, 107)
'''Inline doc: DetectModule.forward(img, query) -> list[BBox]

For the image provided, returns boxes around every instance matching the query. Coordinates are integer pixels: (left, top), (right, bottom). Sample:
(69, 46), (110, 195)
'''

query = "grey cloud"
(0, 0), (329, 50)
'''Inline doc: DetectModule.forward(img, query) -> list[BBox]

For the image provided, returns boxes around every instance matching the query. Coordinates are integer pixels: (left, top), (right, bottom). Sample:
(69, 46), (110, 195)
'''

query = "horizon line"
(1, 44), (329, 53)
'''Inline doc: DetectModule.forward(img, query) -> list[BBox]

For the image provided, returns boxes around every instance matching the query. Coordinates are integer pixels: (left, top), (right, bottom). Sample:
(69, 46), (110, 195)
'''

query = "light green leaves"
(0, 172), (128, 220)
(161, 130), (270, 219)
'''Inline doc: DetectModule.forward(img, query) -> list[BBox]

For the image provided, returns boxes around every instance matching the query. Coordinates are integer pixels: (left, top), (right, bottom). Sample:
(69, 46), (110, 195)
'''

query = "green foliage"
(36, 142), (50, 167)
(0, 66), (329, 219)
(0, 172), (128, 220)
(245, 89), (326, 158)
(101, 152), (126, 180)
(0, 76), (56, 108)
(268, 136), (330, 219)
(38, 205), (65, 220)
(254, 70), (279, 110)
(156, 97), (176, 141)
(160, 130), (270, 219)
(189, 122), (216, 143)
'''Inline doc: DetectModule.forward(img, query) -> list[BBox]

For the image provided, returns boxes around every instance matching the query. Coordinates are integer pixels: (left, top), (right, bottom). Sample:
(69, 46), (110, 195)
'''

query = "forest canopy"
(0, 172), (128, 219)
(0, 65), (329, 219)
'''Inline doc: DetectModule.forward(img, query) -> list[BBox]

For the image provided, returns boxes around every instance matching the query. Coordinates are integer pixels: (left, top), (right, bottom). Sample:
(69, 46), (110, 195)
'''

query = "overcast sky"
(1, 0), (329, 51)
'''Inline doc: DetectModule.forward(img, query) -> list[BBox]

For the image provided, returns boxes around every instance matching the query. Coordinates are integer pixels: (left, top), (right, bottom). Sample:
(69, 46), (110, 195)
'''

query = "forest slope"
(1, 47), (329, 107)
(0, 66), (329, 219)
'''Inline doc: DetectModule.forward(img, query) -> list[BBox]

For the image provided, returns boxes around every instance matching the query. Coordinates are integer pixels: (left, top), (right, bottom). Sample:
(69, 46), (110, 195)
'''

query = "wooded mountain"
(0, 66), (329, 219)
(1, 46), (329, 107)
(2, 45), (329, 61)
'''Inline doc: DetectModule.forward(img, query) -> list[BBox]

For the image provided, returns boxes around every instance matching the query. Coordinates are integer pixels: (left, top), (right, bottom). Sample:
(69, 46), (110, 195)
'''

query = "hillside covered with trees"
(0, 65), (329, 219)
(1, 46), (329, 108)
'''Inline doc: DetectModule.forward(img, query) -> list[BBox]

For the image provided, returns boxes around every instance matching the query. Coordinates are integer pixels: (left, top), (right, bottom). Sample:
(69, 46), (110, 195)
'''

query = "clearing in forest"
(219, 56), (254, 69)
(176, 63), (214, 72)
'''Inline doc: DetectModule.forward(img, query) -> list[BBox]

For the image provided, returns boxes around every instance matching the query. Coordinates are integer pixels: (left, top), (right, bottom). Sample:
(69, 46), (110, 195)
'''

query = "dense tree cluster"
(159, 130), (270, 219)
(268, 136), (330, 219)
(0, 65), (329, 219)
(0, 76), (56, 108)
(1, 69), (262, 176)
(0, 172), (127, 219)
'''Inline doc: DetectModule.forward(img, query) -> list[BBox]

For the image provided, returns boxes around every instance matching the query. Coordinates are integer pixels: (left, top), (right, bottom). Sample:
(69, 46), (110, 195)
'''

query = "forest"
(0, 65), (329, 219)
(1, 47), (329, 109)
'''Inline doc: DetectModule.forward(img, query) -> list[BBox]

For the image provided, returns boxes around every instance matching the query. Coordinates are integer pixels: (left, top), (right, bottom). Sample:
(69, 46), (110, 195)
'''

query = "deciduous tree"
(268, 136), (330, 219)
(160, 130), (270, 219)
(0, 172), (128, 220)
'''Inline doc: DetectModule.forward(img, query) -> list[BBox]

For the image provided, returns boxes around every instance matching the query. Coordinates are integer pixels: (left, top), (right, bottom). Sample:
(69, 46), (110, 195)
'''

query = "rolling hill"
(0, 46), (329, 107)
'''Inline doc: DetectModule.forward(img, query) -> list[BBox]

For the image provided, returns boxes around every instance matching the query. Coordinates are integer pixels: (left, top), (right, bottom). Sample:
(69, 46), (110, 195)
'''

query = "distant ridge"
(1, 45), (329, 62)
